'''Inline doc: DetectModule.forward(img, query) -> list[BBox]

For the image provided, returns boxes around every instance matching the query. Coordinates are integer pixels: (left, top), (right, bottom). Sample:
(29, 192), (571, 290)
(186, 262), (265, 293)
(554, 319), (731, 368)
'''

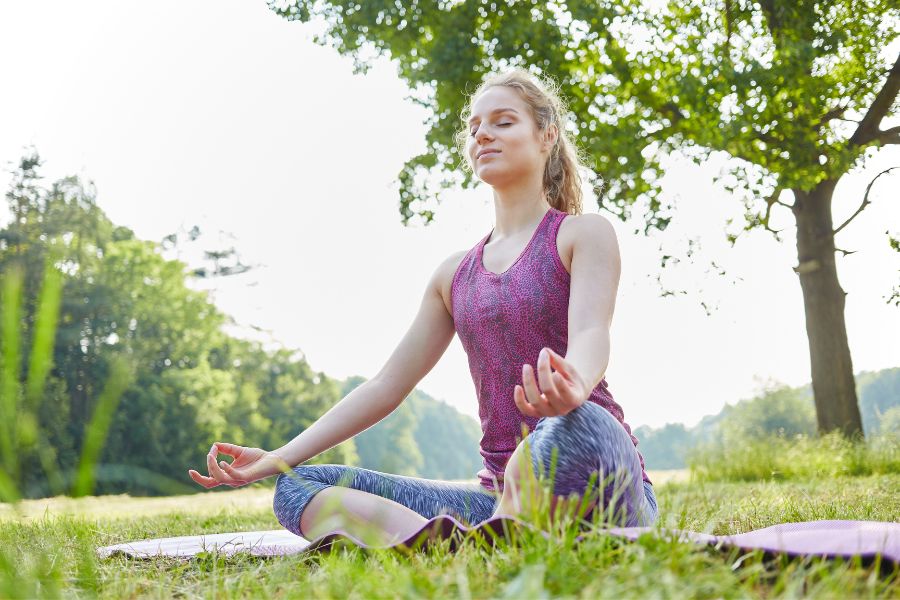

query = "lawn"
(1, 471), (898, 598)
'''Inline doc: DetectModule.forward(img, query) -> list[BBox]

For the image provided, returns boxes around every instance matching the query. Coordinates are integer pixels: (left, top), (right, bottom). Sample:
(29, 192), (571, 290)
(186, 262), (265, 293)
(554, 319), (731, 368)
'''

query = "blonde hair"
(455, 68), (589, 215)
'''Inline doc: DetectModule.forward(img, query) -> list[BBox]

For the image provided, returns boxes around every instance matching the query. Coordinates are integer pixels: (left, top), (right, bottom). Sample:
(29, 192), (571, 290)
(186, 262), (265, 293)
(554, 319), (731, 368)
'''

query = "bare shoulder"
(555, 212), (618, 274)
(433, 249), (469, 315)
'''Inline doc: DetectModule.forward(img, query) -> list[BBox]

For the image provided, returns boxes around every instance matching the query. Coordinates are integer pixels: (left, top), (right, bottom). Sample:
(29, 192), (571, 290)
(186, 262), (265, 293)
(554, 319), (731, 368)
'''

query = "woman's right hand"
(188, 442), (290, 489)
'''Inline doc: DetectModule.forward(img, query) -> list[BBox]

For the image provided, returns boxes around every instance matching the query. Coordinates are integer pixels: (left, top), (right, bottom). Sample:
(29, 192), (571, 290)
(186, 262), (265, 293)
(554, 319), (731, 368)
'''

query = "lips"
(477, 149), (500, 159)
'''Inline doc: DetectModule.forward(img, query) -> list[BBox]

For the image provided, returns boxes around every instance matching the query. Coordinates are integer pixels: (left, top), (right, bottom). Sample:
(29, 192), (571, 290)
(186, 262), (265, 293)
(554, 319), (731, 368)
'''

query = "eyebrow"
(467, 107), (519, 126)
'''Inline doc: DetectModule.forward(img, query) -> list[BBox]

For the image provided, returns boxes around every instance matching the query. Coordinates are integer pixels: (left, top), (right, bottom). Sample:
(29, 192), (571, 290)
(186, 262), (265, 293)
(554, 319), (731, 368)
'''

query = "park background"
(0, 1), (899, 597)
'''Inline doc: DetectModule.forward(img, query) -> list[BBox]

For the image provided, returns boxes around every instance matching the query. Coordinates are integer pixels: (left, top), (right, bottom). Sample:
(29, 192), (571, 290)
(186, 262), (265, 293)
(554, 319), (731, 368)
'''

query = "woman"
(189, 69), (657, 544)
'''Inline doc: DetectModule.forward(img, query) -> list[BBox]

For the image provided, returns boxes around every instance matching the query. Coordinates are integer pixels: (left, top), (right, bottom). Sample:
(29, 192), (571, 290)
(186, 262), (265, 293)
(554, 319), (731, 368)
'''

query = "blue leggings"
(273, 402), (658, 537)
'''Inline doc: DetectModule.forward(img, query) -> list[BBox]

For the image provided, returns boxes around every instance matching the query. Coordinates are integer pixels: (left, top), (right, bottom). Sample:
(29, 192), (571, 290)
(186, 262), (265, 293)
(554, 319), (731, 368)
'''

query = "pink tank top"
(450, 206), (649, 492)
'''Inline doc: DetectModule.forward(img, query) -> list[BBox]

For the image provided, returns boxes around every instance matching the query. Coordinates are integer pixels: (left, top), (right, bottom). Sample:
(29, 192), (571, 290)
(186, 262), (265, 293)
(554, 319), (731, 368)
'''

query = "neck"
(489, 180), (551, 240)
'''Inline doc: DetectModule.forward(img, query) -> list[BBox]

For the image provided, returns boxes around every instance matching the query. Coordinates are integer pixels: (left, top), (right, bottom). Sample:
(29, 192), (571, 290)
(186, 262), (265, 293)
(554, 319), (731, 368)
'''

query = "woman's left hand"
(513, 347), (590, 418)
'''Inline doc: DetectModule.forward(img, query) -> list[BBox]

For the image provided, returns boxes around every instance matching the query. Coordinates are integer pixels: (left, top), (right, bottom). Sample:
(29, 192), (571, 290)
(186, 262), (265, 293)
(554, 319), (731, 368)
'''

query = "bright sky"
(1, 1), (897, 429)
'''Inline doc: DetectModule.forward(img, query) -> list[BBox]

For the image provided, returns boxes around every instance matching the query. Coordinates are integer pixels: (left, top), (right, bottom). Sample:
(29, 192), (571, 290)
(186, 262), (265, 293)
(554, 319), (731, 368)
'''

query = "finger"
(545, 348), (574, 383)
(547, 349), (590, 398)
(551, 371), (577, 405)
(522, 372), (556, 417)
(526, 361), (565, 415)
(522, 363), (543, 405)
(207, 450), (233, 484)
(219, 460), (247, 484)
(212, 442), (244, 459)
(536, 348), (559, 400)
(538, 388), (566, 416)
(536, 394), (559, 417)
(514, 385), (541, 418)
(188, 469), (219, 489)
(535, 394), (557, 417)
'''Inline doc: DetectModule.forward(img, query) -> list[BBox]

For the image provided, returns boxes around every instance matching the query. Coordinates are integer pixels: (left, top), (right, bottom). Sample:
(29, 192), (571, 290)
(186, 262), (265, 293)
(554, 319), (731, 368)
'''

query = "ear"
(543, 123), (559, 152)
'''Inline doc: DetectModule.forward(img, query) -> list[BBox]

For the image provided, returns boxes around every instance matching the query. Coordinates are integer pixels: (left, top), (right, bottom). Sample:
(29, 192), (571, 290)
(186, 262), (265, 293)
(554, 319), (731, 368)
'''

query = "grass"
(689, 432), (900, 482)
(1, 472), (898, 598)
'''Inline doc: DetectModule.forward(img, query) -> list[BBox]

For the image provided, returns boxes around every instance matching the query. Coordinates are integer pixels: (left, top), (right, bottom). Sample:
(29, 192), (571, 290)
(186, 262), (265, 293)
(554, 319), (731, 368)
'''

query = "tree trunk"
(791, 180), (863, 438)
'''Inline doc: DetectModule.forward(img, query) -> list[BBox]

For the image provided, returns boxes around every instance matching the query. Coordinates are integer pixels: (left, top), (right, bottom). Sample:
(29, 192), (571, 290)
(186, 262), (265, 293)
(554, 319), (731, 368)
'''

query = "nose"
(473, 122), (493, 146)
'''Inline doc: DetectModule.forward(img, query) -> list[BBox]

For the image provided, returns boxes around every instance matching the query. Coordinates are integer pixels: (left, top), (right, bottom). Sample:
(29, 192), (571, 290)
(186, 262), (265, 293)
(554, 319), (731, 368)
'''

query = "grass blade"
(0, 263), (23, 482)
(24, 248), (63, 410)
(72, 357), (133, 497)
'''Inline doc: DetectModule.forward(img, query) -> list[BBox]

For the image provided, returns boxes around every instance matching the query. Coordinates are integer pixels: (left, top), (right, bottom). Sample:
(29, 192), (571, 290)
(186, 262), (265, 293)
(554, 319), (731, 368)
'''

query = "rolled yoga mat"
(97, 517), (900, 565)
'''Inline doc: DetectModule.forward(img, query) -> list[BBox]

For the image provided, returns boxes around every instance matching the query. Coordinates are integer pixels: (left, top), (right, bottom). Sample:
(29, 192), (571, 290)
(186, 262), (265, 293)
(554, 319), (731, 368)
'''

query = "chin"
(476, 168), (520, 188)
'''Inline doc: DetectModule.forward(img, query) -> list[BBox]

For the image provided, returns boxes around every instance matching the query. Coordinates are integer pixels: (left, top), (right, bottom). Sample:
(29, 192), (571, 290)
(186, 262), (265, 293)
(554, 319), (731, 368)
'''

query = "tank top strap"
(540, 207), (570, 276)
(546, 207), (568, 239)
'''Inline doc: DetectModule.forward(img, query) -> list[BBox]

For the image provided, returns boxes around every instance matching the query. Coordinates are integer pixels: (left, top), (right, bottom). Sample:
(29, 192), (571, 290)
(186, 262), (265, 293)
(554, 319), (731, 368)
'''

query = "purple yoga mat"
(605, 520), (900, 564)
(97, 517), (900, 565)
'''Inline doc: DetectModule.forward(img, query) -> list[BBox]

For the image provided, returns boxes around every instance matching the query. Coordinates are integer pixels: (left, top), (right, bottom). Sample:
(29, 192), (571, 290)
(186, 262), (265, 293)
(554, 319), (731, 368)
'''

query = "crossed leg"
(273, 464), (499, 543)
(492, 436), (597, 522)
(491, 401), (652, 528)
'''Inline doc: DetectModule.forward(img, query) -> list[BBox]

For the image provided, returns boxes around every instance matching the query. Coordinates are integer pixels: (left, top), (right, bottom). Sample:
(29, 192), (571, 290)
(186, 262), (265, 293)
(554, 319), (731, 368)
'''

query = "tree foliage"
(268, 0), (898, 233)
(0, 151), (355, 497)
(341, 375), (483, 479)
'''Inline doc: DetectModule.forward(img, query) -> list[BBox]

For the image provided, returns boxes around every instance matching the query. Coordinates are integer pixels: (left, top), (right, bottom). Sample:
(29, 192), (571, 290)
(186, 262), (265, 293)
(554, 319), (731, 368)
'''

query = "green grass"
(688, 432), (900, 482)
(1, 474), (898, 598)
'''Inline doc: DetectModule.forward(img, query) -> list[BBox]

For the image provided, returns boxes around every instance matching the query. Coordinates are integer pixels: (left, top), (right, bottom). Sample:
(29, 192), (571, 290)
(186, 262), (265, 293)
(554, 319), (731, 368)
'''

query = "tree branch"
(877, 126), (900, 145)
(762, 187), (788, 237)
(833, 166), (899, 235)
(814, 106), (846, 131)
(835, 247), (857, 257)
(849, 53), (900, 147)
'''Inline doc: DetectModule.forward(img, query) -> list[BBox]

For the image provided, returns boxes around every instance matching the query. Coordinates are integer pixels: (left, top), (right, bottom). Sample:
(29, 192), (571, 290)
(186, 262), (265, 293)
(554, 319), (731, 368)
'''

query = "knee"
(273, 465), (311, 497)
(530, 402), (624, 466)
(273, 464), (337, 503)
(272, 469), (296, 509)
(272, 471), (297, 534)
(530, 402), (641, 496)
(558, 401), (623, 441)
(272, 468), (305, 534)
(272, 465), (336, 536)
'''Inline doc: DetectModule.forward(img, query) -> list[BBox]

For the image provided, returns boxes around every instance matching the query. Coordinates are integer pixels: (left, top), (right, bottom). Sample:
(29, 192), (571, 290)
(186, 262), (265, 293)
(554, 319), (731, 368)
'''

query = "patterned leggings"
(272, 401), (658, 537)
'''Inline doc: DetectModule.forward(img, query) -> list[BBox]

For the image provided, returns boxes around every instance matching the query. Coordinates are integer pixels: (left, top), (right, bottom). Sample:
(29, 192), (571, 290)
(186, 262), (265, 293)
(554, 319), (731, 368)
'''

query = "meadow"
(2, 469), (898, 599)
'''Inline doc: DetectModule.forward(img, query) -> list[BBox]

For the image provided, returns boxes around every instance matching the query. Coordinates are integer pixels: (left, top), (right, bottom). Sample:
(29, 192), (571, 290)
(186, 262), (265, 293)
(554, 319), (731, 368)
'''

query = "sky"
(0, 1), (898, 430)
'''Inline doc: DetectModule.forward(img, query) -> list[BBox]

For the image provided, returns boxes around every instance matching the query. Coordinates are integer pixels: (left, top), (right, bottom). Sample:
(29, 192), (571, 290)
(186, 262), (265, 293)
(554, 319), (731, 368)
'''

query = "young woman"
(189, 69), (656, 544)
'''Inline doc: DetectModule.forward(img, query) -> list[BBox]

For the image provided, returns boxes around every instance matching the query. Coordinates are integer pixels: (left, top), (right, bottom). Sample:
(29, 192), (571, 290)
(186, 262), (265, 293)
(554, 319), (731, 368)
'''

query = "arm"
(562, 213), (621, 392)
(189, 251), (463, 491)
(271, 255), (457, 467)
(513, 214), (621, 417)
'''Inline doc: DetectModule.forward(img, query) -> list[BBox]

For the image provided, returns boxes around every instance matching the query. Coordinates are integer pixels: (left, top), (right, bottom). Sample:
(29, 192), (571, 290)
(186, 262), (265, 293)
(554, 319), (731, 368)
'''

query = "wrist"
(269, 448), (292, 468)
(570, 364), (592, 397)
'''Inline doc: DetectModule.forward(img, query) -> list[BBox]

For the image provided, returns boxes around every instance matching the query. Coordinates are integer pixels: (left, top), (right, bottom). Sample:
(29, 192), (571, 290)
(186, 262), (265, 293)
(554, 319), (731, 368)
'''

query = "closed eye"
(470, 122), (512, 136)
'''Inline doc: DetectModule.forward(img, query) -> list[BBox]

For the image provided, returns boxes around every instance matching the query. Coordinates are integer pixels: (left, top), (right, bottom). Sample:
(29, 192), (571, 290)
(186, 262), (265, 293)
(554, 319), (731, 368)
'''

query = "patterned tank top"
(450, 206), (649, 492)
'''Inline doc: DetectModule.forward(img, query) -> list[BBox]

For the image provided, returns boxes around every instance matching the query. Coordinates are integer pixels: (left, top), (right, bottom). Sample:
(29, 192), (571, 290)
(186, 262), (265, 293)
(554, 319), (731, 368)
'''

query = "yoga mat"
(97, 517), (900, 565)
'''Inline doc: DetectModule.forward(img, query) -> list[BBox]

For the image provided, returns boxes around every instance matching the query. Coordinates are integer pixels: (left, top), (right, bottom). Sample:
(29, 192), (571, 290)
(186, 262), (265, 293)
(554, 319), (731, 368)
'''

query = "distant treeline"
(0, 152), (480, 499)
(634, 368), (900, 471)
(340, 376), (482, 480)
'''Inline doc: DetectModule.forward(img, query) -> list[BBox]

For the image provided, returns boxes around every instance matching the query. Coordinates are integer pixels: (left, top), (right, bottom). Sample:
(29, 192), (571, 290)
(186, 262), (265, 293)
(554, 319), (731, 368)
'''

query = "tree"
(717, 383), (817, 440)
(1, 150), (358, 496)
(340, 376), (424, 475)
(267, 0), (900, 437)
(856, 367), (900, 435)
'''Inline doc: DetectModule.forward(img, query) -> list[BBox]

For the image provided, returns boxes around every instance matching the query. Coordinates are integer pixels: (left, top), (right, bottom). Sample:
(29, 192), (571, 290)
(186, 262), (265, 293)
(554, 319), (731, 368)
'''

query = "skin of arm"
(562, 213), (621, 394)
(513, 213), (621, 417)
(269, 253), (459, 468)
